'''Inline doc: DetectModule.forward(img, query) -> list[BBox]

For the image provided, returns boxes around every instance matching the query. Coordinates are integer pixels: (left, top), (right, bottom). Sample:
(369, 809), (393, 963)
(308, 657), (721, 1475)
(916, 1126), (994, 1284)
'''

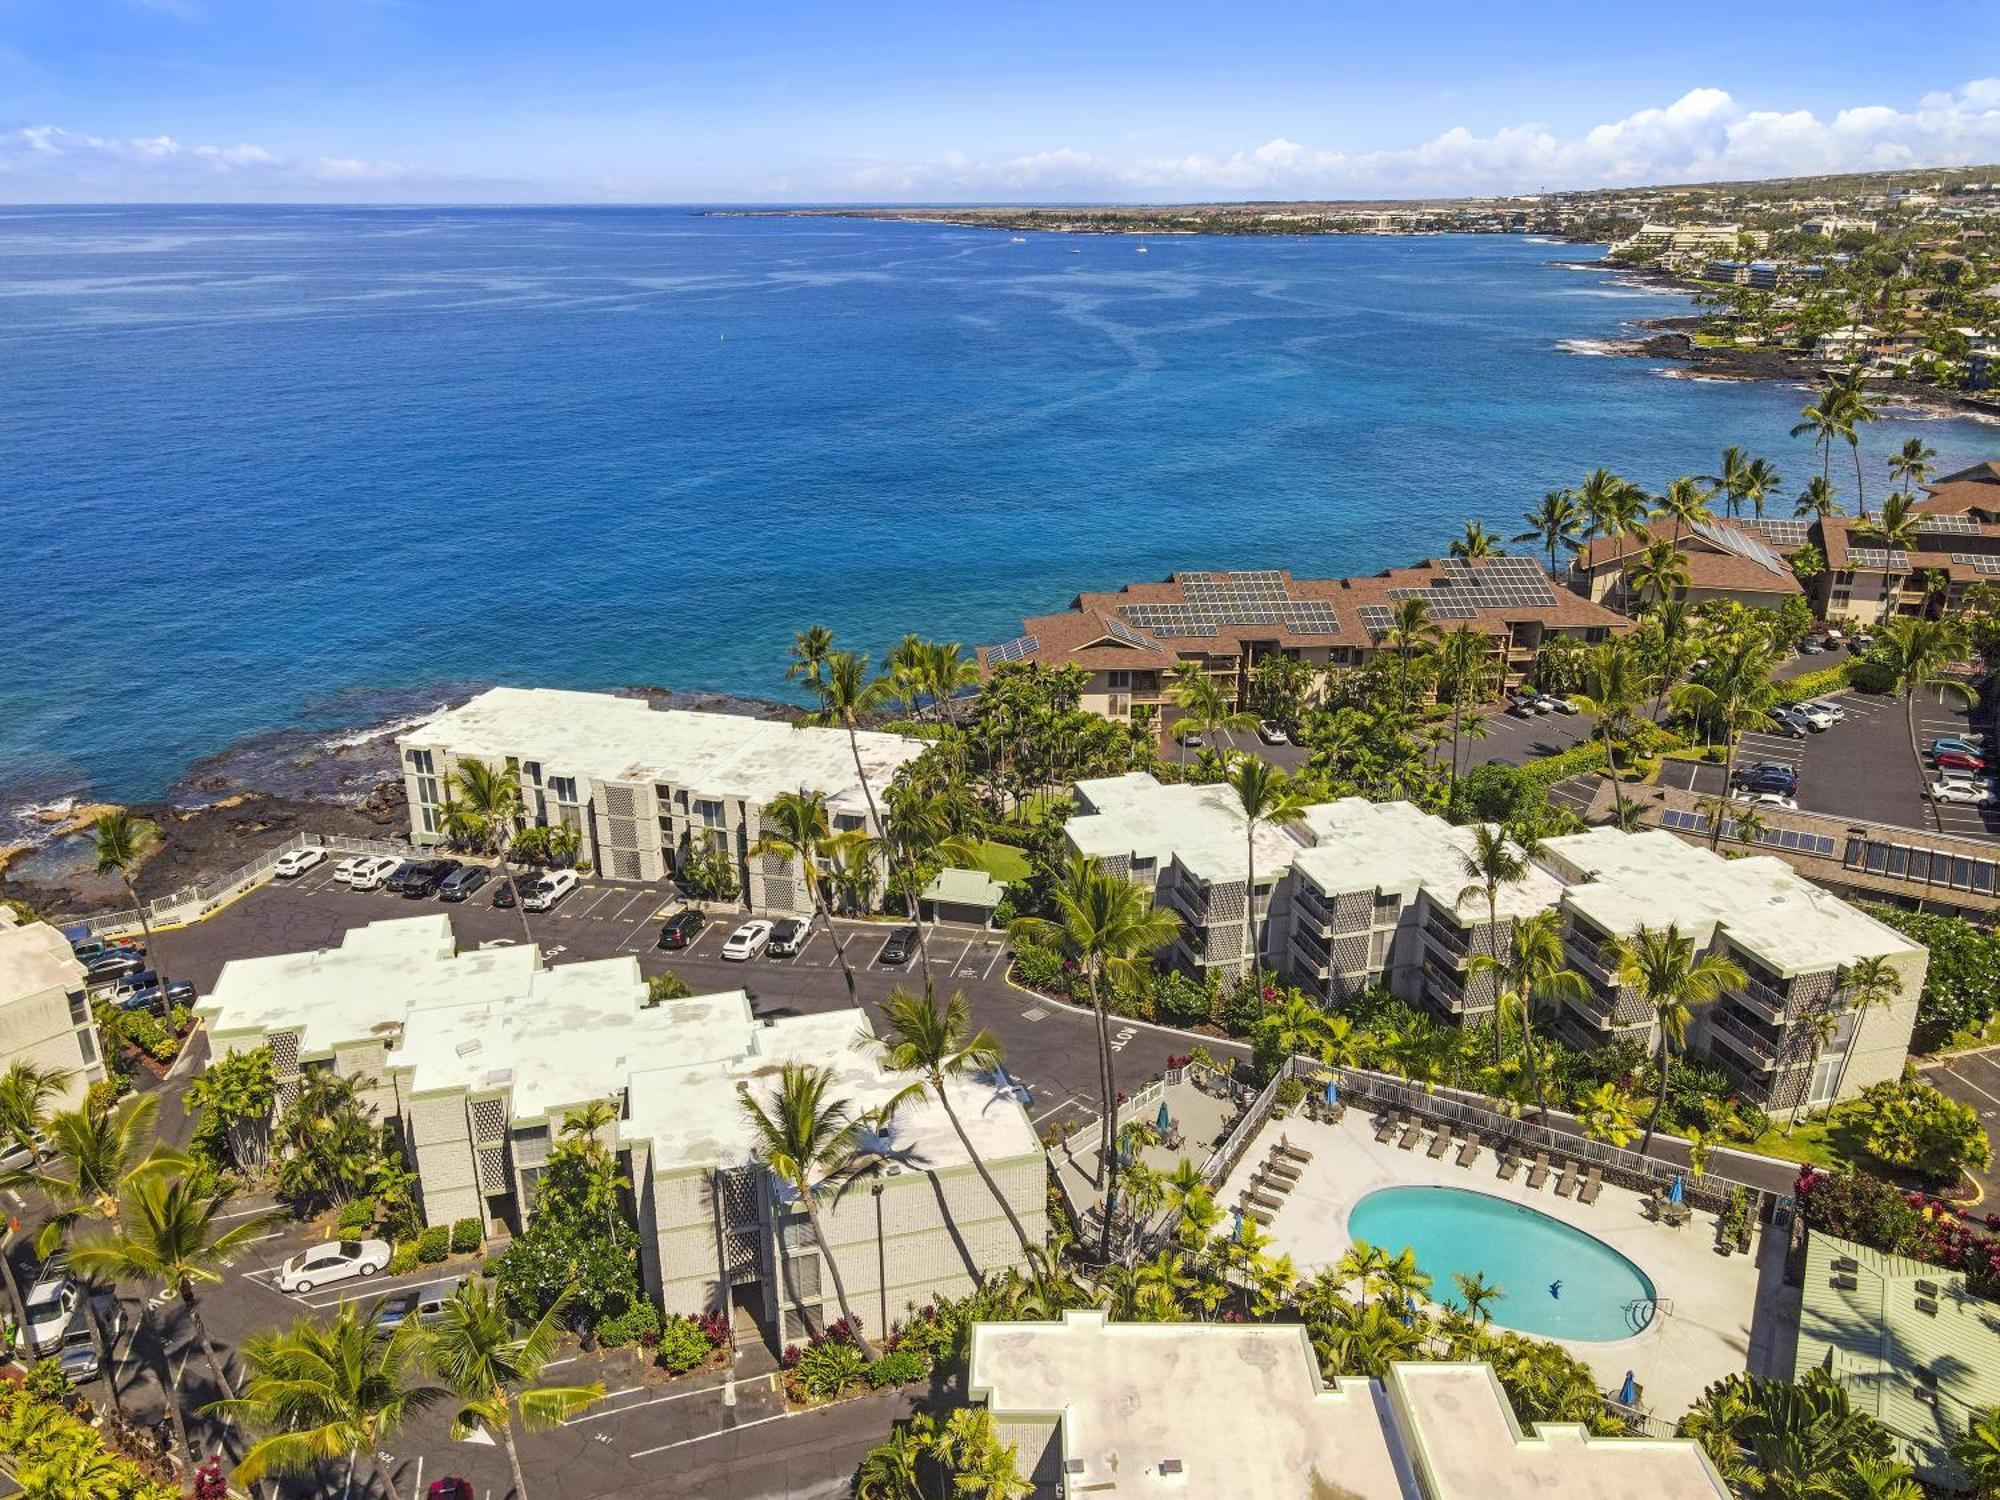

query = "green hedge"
(416, 1226), (450, 1264)
(450, 1217), (483, 1254)
(1520, 741), (1609, 785)
(1775, 661), (1857, 704)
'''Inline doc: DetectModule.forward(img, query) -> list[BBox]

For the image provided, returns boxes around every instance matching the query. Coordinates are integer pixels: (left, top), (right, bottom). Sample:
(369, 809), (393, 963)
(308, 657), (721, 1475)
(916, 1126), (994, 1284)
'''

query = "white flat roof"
(623, 1007), (1041, 1180)
(1069, 775), (1316, 885)
(1541, 828), (1921, 974)
(1292, 800), (1568, 921)
(967, 1313), (1727, 1499)
(0, 918), (86, 1005)
(402, 688), (922, 813)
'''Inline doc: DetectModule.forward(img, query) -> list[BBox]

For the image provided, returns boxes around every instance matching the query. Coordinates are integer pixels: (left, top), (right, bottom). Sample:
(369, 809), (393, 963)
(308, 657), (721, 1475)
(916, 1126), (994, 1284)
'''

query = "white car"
(1257, 721), (1289, 745)
(1733, 791), (1798, 811)
(332, 855), (370, 883)
(1790, 702), (1837, 731)
(1766, 707), (1814, 737)
(721, 920), (774, 961)
(272, 847), (326, 879)
(22, 1270), (79, 1355)
(347, 856), (402, 892)
(276, 1238), (391, 1295)
(522, 869), (579, 912)
(1800, 699), (1846, 725)
(1930, 779), (1997, 806)
(1543, 695), (1579, 715)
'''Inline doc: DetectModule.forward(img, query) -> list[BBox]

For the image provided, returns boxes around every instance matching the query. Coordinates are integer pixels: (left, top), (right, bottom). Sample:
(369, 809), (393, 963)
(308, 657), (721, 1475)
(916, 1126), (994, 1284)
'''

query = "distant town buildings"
(0, 910), (102, 1110)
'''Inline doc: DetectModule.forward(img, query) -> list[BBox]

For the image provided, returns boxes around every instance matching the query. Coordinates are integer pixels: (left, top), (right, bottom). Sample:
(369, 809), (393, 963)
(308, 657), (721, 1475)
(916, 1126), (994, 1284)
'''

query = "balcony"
(1731, 972), (1794, 1025)
(1291, 932), (1332, 979)
(1563, 933), (1616, 985)
(1422, 960), (1472, 1012)
(1293, 890), (1337, 938)
(1423, 917), (1468, 961)
(1708, 1008), (1779, 1072)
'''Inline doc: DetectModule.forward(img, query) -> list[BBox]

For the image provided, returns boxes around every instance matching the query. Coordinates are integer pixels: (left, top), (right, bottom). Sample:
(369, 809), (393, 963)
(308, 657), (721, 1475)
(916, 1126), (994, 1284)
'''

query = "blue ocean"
(1, 205), (1993, 817)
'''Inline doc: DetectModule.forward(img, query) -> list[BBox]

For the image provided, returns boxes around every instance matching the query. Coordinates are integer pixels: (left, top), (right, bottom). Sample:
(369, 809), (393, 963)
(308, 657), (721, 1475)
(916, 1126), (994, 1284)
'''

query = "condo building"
(0, 911), (103, 1110)
(196, 917), (1044, 1339)
(968, 1311), (1730, 1499)
(396, 688), (922, 914)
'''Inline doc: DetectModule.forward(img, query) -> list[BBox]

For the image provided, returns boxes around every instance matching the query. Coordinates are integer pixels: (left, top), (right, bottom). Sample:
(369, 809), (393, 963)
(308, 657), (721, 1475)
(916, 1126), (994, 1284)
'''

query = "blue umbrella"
(1619, 1370), (1637, 1406)
(1324, 1080), (1339, 1107)
(1668, 1174), (1685, 1206)
(1156, 1101), (1171, 1132)
(1233, 1209), (1247, 1241)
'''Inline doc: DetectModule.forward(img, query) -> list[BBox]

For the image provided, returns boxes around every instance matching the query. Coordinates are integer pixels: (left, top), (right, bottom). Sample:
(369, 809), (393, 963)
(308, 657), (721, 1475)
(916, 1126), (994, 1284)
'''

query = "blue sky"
(3, 0), (1998, 202)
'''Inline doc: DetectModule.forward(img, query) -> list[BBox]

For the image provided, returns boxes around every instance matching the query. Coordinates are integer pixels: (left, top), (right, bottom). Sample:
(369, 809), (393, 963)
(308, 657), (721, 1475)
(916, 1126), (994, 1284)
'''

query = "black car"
(85, 951), (148, 986)
(879, 926), (918, 965)
(658, 909), (706, 950)
(398, 860), (461, 899)
(437, 865), (492, 903)
(115, 978), (196, 1015)
(492, 872), (542, 909)
(382, 861), (424, 895)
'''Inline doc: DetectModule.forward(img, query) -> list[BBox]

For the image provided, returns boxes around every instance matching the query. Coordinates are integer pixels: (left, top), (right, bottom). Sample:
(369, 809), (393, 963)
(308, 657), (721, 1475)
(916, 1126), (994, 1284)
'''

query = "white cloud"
(837, 78), (2000, 200)
(0, 126), (411, 189)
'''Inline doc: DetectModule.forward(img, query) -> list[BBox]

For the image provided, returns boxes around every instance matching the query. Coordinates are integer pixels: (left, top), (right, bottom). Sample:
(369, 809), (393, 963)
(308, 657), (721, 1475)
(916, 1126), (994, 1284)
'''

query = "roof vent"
(1160, 1459), (1185, 1475)
(1831, 1255), (1859, 1273)
(456, 1039), (482, 1058)
(1915, 1278), (1939, 1296)
(1831, 1273), (1859, 1291)
(1062, 1460), (1085, 1476)
(1916, 1296), (1939, 1316)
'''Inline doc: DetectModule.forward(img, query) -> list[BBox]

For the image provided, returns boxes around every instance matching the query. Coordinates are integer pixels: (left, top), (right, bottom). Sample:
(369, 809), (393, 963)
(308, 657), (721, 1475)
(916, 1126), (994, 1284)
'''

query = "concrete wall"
(0, 984), (100, 1110)
(403, 1090), (482, 1228)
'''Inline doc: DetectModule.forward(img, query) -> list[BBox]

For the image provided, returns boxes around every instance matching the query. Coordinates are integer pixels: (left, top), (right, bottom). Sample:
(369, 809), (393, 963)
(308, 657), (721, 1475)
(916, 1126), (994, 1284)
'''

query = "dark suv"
(879, 926), (918, 965)
(399, 860), (461, 899)
(658, 909), (706, 950)
(437, 865), (492, 903)
(1732, 762), (1799, 796)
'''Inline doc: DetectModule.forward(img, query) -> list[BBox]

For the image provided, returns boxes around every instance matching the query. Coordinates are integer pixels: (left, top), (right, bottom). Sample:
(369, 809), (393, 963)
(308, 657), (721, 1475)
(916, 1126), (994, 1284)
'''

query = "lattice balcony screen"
(610, 850), (641, 880)
(471, 1098), (507, 1142)
(604, 785), (637, 819)
(268, 1032), (300, 1075)
(478, 1147), (510, 1192)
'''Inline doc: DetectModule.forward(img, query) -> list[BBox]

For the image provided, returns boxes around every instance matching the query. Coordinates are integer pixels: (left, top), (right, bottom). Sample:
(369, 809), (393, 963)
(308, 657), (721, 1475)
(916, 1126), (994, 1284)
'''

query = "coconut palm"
(867, 988), (1035, 1257)
(1465, 908), (1588, 1109)
(0, 1059), (64, 1168)
(1009, 857), (1180, 1259)
(1578, 1082), (1642, 1147)
(1640, 597), (1699, 723)
(1792, 388), (1853, 505)
(445, 757), (535, 945)
(1456, 824), (1531, 1066)
(89, 809), (171, 1021)
(1224, 757), (1310, 979)
(1452, 1271), (1502, 1324)
(1449, 520), (1504, 559)
(1385, 595), (1436, 714)
(1795, 475), (1842, 520)
(1874, 616), (1976, 833)
(786, 624), (836, 709)
(1601, 925), (1745, 1154)
(209, 1303), (443, 1500)
(750, 789), (865, 1001)
(1168, 667), (1255, 758)
(1654, 474), (1716, 542)
(1822, 957), (1905, 1109)
(1515, 489), (1583, 576)
(1704, 447), (1751, 519)
(1831, 368), (1882, 518)
(1334, 1239), (1392, 1305)
(1569, 637), (1652, 826)
(740, 1063), (907, 1356)
(424, 1280), (605, 1500)
(1681, 1370), (1905, 1500)
(1740, 456), (1783, 519)
(811, 645), (896, 891)
(1888, 436), (1937, 502)
(70, 1168), (284, 1428)
(1672, 634), (1778, 850)
(1435, 625), (1491, 811)
(1575, 468), (1639, 543)
(1625, 537), (1691, 612)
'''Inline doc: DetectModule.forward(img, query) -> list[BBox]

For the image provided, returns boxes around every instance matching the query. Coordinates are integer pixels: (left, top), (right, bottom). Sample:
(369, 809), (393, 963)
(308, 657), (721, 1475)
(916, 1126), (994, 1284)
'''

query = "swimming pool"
(1344, 1186), (1658, 1342)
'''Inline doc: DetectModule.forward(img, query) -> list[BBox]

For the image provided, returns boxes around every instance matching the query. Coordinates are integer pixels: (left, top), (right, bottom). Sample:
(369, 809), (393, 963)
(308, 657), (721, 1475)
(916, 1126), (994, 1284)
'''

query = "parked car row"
(1505, 690), (1578, 720)
(1762, 697), (1846, 740)
(328, 854), (579, 911)
(1926, 734), (1999, 807)
(72, 935), (197, 1016)
(657, 909), (914, 964)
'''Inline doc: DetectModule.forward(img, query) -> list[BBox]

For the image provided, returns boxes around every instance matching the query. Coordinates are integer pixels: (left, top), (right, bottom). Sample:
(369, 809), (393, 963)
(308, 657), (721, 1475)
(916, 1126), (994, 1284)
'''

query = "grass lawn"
(971, 840), (1031, 884)
(1736, 1105), (1875, 1172)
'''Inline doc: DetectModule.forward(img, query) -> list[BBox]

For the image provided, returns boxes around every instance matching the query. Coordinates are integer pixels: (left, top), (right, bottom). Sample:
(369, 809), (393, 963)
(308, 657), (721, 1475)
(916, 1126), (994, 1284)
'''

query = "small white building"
(968, 1310), (1730, 1499)
(396, 688), (924, 913)
(0, 911), (103, 1109)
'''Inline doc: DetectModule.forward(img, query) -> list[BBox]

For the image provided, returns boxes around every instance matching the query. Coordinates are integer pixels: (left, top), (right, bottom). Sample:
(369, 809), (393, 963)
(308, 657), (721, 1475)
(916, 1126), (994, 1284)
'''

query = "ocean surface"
(2, 205), (1994, 829)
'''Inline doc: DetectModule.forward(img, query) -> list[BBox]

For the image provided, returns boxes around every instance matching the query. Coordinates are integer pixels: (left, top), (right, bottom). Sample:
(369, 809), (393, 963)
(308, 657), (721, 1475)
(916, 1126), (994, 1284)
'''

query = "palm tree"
(1626, 536), (1691, 611)
(1452, 1270), (1502, 1324)
(1741, 456), (1782, 520)
(811, 646), (896, 896)
(0, 1059), (65, 1166)
(1672, 634), (1778, 850)
(445, 757), (535, 945)
(1457, 824), (1531, 1067)
(89, 809), (171, 1018)
(1831, 368), (1881, 518)
(750, 789), (863, 1001)
(786, 624), (836, 709)
(1515, 489), (1583, 576)
(1570, 637), (1651, 826)
(1435, 625), (1490, 811)
(1704, 447), (1751, 519)
(1009, 857), (1180, 1259)
(1874, 617), (1975, 833)
(1575, 468), (1637, 544)
(1681, 1370), (1905, 1500)
(1385, 595), (1436, 715)
(1168, 668), (1255, 758)
(70, 1168), (283, 1422)
(1654, 474), (1716, 542)
(1888, 436), (1937, 502)
(1823, 957), (1905, 1109)
(1465, 909), (1587, 1110)
(740, 1063), (905, 1356)
(868, 988), (1036, 1258)
(210, 1303), (443, 1500)
(1795, 475), (1841, 520)
(1224, 757), (1310, 979)
(425, 1280), (606, 1500)
(1449, 520), (1504, 559)
(1601, 925), (1745, 1154)
(1642, 596), (1698, 723)
(1792, 388), (1853, 507)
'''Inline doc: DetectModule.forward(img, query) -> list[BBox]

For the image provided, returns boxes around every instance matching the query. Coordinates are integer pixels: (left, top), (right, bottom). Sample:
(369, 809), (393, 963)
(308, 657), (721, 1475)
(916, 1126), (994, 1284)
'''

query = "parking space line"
(981, 943), (1008, 981)
(565, 1378), (734, 1426)
(606, 890), (650, 926)
(1942, 1064), (2000, 1112)
(630, 1408), (790, 1459)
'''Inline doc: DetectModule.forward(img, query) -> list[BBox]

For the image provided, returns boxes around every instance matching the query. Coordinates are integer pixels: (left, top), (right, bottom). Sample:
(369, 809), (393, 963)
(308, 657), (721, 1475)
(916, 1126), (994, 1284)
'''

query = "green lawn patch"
(971, 840), (1030, 884)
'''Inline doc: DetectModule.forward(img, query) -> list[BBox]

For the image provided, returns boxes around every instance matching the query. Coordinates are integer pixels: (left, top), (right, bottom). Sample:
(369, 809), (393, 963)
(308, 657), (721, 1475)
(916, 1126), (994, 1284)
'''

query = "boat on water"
(1010, 236), (1026, 243)
(1136, 246), (1148, 254)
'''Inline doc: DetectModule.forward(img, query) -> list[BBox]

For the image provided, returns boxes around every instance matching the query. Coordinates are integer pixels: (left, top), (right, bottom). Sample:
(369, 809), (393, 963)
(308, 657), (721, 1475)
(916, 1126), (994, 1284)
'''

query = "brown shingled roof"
(1574, 516), (1802, 597)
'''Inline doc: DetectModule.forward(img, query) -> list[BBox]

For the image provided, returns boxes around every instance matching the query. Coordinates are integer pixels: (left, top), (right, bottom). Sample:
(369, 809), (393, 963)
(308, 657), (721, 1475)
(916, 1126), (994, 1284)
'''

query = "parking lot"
(1652, 687), (2000, 844)
(1920, 1046), (2000, 1206)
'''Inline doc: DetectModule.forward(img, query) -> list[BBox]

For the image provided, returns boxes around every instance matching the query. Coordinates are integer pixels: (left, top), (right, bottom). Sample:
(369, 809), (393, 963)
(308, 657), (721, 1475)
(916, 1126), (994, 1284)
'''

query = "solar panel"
(1357, 605), (1394, 636)
(1746, 518), (1812, 547)
(985, 633), (1040, 664)
(1951, 553), (2000, 575)
(1844, 547), (1911, 571)
(1100, 617), (1158, 649)
(1691, 517), (1790, 576)
(1115, 571), (1342, 640)
(1919, 513), (1979, 534)
(1659, 808), (1712, 834)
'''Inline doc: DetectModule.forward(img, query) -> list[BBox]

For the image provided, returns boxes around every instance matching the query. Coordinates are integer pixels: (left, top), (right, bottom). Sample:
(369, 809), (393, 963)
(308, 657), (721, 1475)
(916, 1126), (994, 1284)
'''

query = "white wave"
(1556, 337), (1638, 357)
(5, 795), (79, 826)
(321, 706), (447, 751)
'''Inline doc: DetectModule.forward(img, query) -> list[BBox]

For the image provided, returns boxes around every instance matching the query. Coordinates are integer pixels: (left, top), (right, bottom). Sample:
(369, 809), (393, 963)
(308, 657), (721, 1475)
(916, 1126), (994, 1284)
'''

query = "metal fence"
(1198, 1067), (1289, 1187)
(63, 830), (429, 940)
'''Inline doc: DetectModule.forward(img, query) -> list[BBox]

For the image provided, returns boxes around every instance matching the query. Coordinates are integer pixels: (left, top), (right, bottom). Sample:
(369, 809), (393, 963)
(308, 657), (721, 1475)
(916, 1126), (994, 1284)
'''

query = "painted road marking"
(1109, 1026), (1136, 1053)
(630, 1408), (790, 1459)
(565, 1377), (736, 1426)
(981, 943), (1009, 981)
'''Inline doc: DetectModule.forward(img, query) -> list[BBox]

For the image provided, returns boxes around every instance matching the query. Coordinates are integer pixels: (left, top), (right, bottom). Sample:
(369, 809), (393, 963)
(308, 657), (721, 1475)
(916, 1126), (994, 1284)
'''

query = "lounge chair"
(1245, 1186), (1283, 1212)
(1497, 1150), (1522, 1182)
(1456, 1132), (1482, 1169)
(1374, 1113), (1398, 1144)
(1264, 1150), (1301, 1176)
(1426, 1128), (1453, 1160)
(1577, 1166), (1604, 1205)
(1525, 1151), (1551, 1190)
(1665, 1200), (1693, 1228)
(1242, 1204), (1273, 1227)
(1398, 1122), (1423, 1151)
(1276, 1137), (1313, 1165)
(1553, 1160), (1579, 1198)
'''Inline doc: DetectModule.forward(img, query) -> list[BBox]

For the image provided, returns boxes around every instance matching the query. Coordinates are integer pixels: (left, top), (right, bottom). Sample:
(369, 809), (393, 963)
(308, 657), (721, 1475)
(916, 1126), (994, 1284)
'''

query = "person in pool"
(1548, 1280), (1562, 1300)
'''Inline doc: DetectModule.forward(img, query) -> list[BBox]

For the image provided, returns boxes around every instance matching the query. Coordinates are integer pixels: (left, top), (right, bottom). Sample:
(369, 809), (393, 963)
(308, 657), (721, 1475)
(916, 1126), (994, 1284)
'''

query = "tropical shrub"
(1009, 938), (1069, 995)
(1151, 968), (1215, 1026)
(677, 844), (740, 901)
(1274, 1077), (1306, 1109)
(1454, 761), (1549, 826)
(1795, 1167), (1929, 1255)
(1865, 906), (2000, 1050)
(450, 1217), (483, 1253)
(645, 970), (694, 1006)
(24, 1358), (73, 1401)
(790, 1335), (867, 1402)
(864, 1347), (931, 1388)
(388, 1242), (420, 1276)
(185, 1044), (276, 1172)
(416, 1225), (450, 1263)
(497, 1126), (645, 1329)
(1774, 663), (1858, 704)
(337, 1197), (378, 1233)
(1854, 1075), (1992, 1183)
(1518, 741), (1608, 786)
(596, 1299), (664, 1349)
(0, 1381), (177, 1499)
(655, 1311), (730, 1374)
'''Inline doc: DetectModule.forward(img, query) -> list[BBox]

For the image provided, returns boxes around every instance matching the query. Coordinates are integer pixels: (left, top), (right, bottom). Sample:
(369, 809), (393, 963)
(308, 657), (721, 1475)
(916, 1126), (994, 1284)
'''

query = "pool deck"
(1217, 1109), (1797, 1420)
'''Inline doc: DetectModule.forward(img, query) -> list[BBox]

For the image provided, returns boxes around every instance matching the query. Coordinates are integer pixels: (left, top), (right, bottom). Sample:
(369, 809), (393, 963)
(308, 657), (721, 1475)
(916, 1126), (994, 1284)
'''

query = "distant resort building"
(397, 688), (922, 914)
(968, 1310), (1731, 1499)
(1064, 780), (1926, 1118)
(197, 916), (1045, 1339)
(976, 557), (1629, 740)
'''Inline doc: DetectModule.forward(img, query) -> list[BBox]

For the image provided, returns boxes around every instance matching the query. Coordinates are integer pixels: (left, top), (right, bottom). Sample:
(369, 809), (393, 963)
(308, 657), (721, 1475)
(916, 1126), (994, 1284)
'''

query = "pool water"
(1345, 1186), (1658, 1342)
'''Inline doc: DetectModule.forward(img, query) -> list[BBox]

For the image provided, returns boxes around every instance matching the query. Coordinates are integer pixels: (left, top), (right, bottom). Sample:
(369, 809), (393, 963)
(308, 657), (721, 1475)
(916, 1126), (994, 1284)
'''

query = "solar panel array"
(1387, 586), (1476, 620)
(1100, 617), (1159, 649)
(1952, 553), (2000, 576)
(985, 633), (1040, 664)
(1356, 605), (1395, 636)
(1846, 837), (2000, 896)
(1691, 516), (1790, 576)
(1113, 570), (1343, 640)
(1378, 556), (1561, 625)
(1657, 807), (1836, 856)
(1919, 513), (1979, 534)
(1845, 547), (1912, 571)
(1745, 518), (1812, 547)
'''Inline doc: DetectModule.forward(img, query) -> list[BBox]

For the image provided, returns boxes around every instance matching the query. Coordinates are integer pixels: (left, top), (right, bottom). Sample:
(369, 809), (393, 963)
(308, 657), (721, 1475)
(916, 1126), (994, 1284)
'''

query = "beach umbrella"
(1668, 1174), (1685, 1206)
(1325, 1080), (1339, 1107)
(1618, 1370), (1638, 1406)
(1156, 1100), (1171, 1132)
(1233, 1208), (1246, 1241)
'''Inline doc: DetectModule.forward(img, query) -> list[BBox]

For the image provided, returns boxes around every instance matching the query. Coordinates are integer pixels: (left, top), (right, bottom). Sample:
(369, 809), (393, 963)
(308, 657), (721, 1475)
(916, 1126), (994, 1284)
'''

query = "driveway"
(1920, 1047), (2000, 1207)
